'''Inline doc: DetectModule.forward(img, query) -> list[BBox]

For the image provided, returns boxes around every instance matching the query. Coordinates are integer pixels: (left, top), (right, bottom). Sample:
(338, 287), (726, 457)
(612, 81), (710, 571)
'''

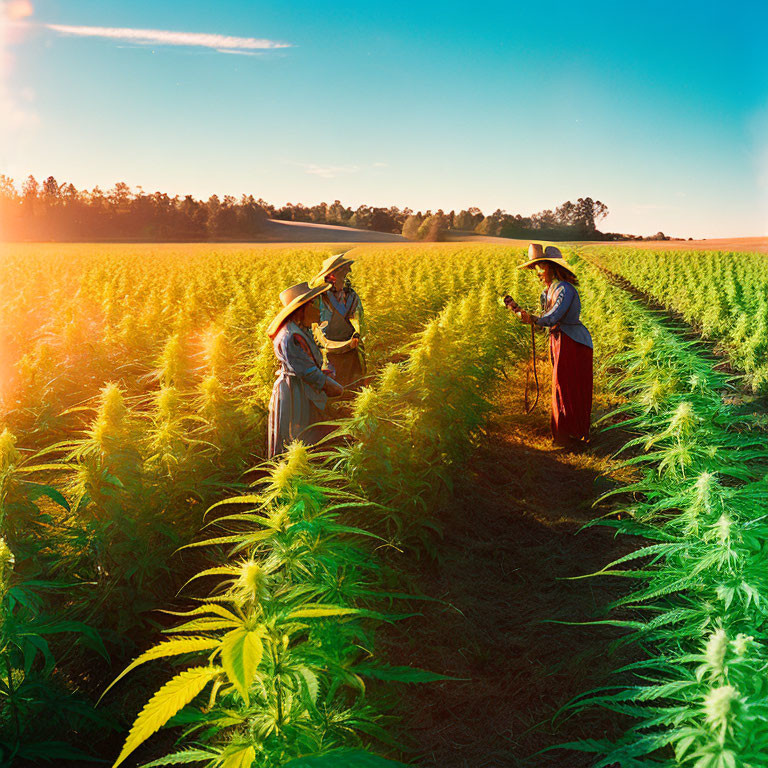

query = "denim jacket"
(537, 281), (593, 349)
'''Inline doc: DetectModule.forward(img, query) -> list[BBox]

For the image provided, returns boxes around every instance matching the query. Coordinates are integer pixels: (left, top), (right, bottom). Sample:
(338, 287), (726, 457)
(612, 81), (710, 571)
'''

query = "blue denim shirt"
(537, 281), (593, 349)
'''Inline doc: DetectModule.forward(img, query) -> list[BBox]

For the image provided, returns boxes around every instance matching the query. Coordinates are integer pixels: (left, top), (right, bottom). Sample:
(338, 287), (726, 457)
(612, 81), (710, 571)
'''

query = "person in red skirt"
(511, 244), (593, 447)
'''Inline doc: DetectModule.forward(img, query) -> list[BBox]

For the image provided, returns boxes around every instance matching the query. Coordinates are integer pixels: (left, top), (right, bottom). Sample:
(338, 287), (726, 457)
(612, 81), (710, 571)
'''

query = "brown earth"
(260, 219), (409, 242)
(383, 363), (638, 767)
(260, 221), (528, 246)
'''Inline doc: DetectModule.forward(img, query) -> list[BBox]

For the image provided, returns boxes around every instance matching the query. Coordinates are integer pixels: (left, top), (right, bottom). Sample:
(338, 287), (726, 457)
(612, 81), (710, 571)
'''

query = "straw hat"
(267, 281), (330, 338)
(311, 251), (356, 286)
(518, 244), (578, 276)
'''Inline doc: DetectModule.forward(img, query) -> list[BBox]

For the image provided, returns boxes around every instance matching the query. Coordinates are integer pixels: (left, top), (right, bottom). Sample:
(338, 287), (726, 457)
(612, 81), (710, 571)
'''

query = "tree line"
(0, 176), (270, 241)
(1, 174), (662, 242)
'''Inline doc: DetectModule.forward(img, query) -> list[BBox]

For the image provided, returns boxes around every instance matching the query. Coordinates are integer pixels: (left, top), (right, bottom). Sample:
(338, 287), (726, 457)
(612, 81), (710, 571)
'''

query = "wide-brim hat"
(267, 281), (330, 338)
(311, 250), (356, 285)
(518, 243), (578, 276)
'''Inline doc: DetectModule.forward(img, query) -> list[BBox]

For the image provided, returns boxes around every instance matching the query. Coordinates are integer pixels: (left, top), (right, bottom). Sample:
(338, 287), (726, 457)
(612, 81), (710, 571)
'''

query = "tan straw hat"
(267, 281), (330, 338)
(518, 243), (578, 276)
(311, 250), (356, 286)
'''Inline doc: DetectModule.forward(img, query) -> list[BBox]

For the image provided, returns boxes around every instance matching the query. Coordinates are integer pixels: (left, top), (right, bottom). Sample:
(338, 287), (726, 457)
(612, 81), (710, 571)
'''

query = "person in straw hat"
(508, 244), (593, 447)
(266, 282), (344, 457)
(310, 251), (366, 390)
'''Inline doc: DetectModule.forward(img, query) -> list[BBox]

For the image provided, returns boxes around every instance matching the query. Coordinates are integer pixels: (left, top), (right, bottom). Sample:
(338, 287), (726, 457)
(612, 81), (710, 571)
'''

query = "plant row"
(0, 243), (534, 762)
(0, 243), (532, 441)
(106, 282), (529, 767)
(563, 268), (768, 768)
(0, 266), (531, 764)
(584, 247), (768, 392)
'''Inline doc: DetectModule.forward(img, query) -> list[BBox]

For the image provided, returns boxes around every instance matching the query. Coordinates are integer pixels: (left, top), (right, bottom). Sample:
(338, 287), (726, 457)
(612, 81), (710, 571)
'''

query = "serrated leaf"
(139, 748), (218, 767)
(287, 605), (358, 619)
(162, 604), (243, 625)
(220, 628), (264, 705)
(171, 618), (245, 634)
(180, 566), (242, 591)
(181, 534), (255, 550)
(297, 665), (319, 705)
(219, 745), (256, 768)
(204, 494), (262, 515)
(113, 666), (221, 768)
(100, 637), (221, 703)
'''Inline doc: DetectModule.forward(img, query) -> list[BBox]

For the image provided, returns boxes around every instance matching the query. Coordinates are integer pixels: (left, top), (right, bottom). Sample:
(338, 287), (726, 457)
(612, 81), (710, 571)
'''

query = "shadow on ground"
(384, 370), (637, 768)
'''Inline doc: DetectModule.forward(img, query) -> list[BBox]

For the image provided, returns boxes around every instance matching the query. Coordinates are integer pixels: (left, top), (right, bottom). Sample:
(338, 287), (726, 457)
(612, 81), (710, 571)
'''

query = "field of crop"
(0, 243), (766, 768)
(583, 246), (768, 392)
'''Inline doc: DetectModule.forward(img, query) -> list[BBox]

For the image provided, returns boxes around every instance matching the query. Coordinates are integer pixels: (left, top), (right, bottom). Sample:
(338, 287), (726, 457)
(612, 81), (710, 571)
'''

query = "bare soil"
(383, 366), (638, 767)
(260, 219), (408, 243)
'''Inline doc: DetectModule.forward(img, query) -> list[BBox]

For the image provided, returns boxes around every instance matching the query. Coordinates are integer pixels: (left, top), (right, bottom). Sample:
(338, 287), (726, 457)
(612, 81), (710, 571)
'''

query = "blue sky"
(2, 0), (767, 237)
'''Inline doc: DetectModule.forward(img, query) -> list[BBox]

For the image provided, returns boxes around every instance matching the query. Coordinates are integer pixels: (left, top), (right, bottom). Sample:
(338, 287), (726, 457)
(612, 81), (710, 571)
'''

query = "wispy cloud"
(290, 161), (388, 179)
(46, 24), (292, 52)
(216, 48), (264, 57)
(301, 163), (361, 179)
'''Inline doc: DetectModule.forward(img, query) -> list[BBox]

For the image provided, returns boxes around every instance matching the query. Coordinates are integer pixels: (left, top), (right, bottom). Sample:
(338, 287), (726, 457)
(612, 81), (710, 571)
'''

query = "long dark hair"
(325, 272), (354, 294)
(551, 262), (579, 286)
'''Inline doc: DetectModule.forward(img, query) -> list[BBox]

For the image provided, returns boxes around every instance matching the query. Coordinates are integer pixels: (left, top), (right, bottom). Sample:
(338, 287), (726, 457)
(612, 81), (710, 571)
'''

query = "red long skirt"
(549, 331), (593, 442)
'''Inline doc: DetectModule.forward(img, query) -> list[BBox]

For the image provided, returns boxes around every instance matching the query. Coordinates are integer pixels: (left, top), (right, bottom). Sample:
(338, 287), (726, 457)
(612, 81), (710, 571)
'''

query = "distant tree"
(326, 200), (350, 226)
(0, 175), (16, 199)
(571, 197), (608, 235)
(236, 195), (268, 236)
(310, 202), (328, 223)
(348, 205), (371, 230)
(42, 175), (61, 201)
(206, 195), (221, 219)
(211, 196), (239, 238)
(0, 176), (620, 242)
(402, 214), (422, 239)
(531, 208), (558, 230)
(368, 207), (399, 233)
(475, 213), (502, 236)
(418, 213), (448, 241)
(453, 209), (475, 231)
(256, 198), (275, 217)
(384, 206), (408, 231)
(553, 200), (575, 226)
(22, 175), (39, 201)
(109, 181), (132, 208)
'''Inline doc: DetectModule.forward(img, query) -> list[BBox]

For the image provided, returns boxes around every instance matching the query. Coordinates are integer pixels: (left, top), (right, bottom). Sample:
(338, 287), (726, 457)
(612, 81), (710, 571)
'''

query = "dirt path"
(385, 369), (635, 767)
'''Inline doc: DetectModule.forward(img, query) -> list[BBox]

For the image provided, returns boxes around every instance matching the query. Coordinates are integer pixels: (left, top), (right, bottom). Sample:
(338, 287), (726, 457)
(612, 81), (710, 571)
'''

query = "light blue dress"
(267, 321), (329, 457)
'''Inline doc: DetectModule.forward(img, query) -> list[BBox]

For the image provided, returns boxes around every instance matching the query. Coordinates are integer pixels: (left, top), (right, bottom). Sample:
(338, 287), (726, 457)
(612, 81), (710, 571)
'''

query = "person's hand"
(324, 377), (344, 397)
(518, 309), (534, 324)
(349, 337), (359, 350)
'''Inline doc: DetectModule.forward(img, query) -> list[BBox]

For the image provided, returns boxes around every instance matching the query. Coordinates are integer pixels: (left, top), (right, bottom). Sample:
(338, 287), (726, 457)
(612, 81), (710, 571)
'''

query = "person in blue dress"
(266, 282), (344, 457)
